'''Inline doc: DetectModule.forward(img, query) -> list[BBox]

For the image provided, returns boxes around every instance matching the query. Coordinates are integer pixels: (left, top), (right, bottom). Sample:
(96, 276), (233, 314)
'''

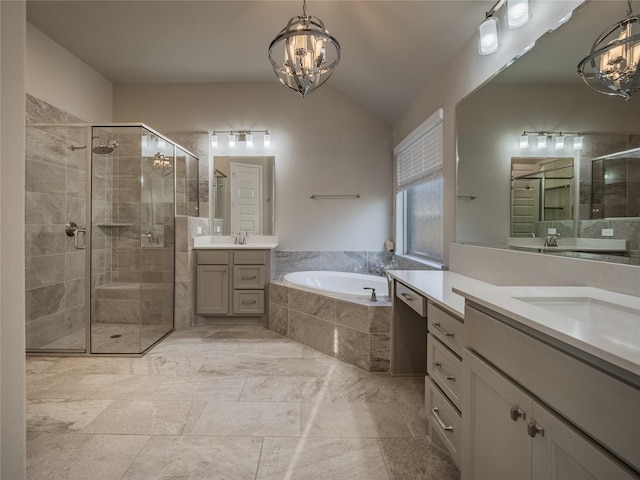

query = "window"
(394, 109), (444, 264)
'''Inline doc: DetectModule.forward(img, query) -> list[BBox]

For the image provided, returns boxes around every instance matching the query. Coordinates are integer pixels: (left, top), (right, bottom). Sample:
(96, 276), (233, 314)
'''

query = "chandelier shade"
(577, 0), (640, 100)
(268, 1), (341, 98)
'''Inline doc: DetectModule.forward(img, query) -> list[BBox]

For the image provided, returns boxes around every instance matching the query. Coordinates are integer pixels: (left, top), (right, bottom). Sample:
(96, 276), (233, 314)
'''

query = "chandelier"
(268, 0), (341, 98)
(150, 153), (172, 176)
(577, 0), (640, 100)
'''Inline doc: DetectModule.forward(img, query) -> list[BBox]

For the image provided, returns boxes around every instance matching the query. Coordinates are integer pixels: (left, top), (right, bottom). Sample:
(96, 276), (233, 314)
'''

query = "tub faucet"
(363, 287), (377, 302)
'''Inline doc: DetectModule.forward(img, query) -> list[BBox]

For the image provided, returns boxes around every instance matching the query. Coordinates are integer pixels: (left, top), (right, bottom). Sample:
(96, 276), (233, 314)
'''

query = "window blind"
(394, 108), (443, 191)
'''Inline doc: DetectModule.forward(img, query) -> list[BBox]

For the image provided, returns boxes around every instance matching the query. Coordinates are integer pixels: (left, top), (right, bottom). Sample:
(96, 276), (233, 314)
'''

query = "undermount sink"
(507, 237), (627, 253)
(512, 296), (640, 325)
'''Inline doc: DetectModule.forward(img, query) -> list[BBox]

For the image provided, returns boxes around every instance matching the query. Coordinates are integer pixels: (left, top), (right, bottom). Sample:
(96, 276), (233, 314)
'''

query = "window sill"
(396, 254), (446, 271)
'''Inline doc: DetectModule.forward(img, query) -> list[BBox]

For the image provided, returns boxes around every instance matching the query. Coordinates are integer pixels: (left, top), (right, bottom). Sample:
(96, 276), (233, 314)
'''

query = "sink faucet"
(544, 232), (561, 247)
(234, 231), (247, 245)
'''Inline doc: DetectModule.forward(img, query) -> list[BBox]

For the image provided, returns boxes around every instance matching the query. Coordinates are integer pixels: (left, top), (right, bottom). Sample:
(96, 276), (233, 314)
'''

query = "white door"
(230, 162), (262, 235)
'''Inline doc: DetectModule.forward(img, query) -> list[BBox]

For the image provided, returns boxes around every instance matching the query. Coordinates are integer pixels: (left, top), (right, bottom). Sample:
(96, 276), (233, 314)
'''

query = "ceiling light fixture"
(268, 0), (341, 98)
(577, 0), (640, 100)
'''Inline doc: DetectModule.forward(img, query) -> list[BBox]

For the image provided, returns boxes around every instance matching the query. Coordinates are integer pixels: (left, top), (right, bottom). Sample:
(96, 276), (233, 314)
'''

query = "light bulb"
(555, 135), (565, 149)
(211, 134), (218, 149)
(246, 134), (254, 148)
(228, 133), (236, 149)
(264, 132), (271, 148)
(537, 134), (548, 149)
(573, 136), (583, 150)
(507, 0), (531, 28)
(479, 17), (500, 55)
(519, 134), (529, 149)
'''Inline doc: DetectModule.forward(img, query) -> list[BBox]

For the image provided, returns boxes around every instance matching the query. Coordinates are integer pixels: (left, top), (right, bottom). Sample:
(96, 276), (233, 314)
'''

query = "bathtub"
(283, 270), (389, 301)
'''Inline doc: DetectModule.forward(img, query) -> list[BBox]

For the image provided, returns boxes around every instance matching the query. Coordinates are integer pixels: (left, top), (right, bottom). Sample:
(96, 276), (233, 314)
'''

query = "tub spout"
(363, 287), (377, 302)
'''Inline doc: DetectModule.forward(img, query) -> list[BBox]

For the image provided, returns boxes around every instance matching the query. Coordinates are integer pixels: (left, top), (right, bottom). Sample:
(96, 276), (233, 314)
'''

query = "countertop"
(387, 269), (640, 383)
(193, 235), (278, 250)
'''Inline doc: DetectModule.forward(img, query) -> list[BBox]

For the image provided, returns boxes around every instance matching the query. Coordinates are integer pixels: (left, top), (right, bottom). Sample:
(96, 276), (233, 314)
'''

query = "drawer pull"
(241, 275), (258, 280)
(527, 421), (544, 438)
(510, 406), (526, 422)
(432, 322), (455, 337)
(400, 292), (413, 302)
(241, 300), (257, 305)
(431, 407), (453, 432)
(434, 361), (456, 381)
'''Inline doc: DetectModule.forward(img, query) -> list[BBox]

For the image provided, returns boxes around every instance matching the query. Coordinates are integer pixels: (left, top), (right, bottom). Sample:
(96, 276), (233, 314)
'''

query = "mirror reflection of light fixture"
(228, 133), (236, 149)
(519, 131), (583, 150)
(246, 133), (254, 148)
(577, 0), (640, 100)
(264, 131), (271, 148)
(507, 0), (531, 28)
(211, 133), (218, 148)
(268, 0), (341, 98)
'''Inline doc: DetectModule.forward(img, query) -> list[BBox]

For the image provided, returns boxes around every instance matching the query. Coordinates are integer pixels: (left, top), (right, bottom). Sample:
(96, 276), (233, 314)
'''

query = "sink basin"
(193, 235), (278, 249)
(513, 296), (640, 324)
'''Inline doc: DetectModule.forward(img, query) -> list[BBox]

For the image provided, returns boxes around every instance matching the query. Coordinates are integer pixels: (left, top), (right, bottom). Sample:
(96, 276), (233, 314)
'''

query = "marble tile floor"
(26, 324), (460, 480)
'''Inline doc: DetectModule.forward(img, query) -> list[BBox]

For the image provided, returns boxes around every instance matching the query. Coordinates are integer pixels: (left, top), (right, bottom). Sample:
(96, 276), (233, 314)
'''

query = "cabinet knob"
(527, 421), (544, 438)
(510, 406), (525, 421)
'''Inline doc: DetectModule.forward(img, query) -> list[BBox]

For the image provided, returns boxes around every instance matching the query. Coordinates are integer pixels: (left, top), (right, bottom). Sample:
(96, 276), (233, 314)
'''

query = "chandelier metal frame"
(577, 0), (640, 100)
(268, 0), (341, 98)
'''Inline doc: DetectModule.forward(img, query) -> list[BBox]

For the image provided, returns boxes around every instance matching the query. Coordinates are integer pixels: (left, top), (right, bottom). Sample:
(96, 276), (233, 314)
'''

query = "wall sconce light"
(519, 131), (583, 150)
(479, 0), (531, 55)
(537, 134), (548, 149)
(507, 0), (531, 28)
(211, 130), (272, 149)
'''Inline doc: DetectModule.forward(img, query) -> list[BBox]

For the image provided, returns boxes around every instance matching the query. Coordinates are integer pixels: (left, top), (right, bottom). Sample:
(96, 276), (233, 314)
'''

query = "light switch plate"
(547, 228), (557, 235)
(602, 228), (614, 237)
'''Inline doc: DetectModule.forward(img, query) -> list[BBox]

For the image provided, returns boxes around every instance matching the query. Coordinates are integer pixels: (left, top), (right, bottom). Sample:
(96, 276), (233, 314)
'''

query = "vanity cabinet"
(391, 278), (465, 469)
(462, 304), (639, 480)
(196, 249), (269, 318)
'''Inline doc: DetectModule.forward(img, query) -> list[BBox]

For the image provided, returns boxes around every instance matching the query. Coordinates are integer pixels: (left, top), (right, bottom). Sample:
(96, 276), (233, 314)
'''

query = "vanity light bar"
(211, 130), (271, 149)
(478, 0), (531, 55)
(519, 131), (583, 150)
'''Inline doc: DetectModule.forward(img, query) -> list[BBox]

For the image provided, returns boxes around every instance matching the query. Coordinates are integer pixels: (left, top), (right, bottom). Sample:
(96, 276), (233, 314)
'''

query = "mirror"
(175, 146), (199, 217)
(456, 1), (640, 265)
(212, 156), (275, 235)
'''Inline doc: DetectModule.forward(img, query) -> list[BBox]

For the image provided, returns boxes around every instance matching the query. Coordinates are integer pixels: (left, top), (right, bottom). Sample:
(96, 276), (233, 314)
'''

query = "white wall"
(113, 82), (393, 251)
(392, 0), (582, 265)
(26, 23), (113, 123)
(1, 2), (27, 477)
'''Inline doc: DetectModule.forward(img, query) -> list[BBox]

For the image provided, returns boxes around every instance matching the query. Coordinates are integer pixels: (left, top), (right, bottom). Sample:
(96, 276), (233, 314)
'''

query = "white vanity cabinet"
(462, 304), (639, 480)
(196, 249), (269, 318)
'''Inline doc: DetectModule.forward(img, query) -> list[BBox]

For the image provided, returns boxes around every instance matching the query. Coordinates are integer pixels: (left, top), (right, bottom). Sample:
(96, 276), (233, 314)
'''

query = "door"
(230, 162), (262, 235)
(463, 351), (532, 480)
(196, 265), (229, 315)
(531, 402), (638, 480)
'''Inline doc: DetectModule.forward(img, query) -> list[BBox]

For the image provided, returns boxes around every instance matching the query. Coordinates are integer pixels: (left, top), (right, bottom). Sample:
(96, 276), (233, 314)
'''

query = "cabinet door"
(531, 402), (638, 480)
(196, 265), (229, 315)
(463, 351), (531, 480)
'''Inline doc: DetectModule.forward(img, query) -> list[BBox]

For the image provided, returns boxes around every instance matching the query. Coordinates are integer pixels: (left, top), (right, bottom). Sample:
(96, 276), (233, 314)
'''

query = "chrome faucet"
(544, 232), (561, 247)
(363, 287), (377, 302)
(234, 231), (247, 245)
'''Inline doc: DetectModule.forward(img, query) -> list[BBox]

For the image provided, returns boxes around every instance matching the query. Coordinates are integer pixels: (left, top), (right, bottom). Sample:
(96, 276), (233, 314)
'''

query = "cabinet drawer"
(234, 250), (266, 265)
(426, 376), (461, 468)
(427, 334), (462, 411)
(233, 290), (265, 314)
(427, 303), (464, 357)
(197, 250), (229, 265)
(233, 265), (265, 289)
(396, 282), (426, 317)
(466, 305), (640, 472)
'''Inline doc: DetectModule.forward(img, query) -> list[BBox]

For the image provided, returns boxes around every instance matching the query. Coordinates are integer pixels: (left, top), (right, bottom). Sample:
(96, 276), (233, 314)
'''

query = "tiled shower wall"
(25, 95), (88, 348)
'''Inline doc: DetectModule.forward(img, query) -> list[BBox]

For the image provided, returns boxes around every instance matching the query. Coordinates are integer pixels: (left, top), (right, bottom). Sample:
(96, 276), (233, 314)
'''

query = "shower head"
(91, 135), (118, 154)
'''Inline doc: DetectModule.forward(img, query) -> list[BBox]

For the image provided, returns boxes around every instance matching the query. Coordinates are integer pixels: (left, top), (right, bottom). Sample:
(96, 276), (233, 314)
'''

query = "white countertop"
(386, 270), (472, 317)
(388, 269), (640, 382)
(193, 235), (278, 250)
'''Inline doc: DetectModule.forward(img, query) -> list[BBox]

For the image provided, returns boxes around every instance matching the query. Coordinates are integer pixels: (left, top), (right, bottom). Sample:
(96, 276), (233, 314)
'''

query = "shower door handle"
(65, 222), (87, 250)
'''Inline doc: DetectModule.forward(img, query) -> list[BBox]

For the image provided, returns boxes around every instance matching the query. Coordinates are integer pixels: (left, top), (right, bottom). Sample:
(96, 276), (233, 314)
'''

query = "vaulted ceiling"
(26, 1), (494, 123)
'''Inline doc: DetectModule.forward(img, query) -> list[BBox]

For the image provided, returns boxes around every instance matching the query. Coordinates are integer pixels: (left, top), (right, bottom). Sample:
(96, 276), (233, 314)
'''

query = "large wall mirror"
(456, 1), (639, 265)
(212, 156), (275, 235)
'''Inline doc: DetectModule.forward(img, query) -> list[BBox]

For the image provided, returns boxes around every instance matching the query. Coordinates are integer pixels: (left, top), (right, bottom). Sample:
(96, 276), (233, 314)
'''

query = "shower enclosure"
(25, 123), (198, 355)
